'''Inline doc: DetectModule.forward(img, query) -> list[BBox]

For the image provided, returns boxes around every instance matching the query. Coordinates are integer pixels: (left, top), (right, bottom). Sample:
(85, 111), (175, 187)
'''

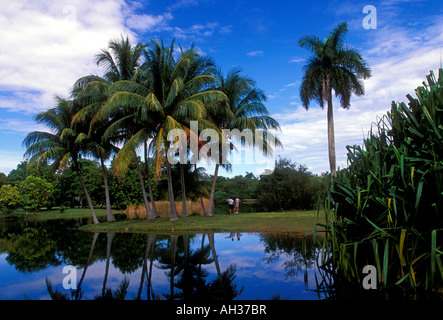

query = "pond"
(0, 217), (325, 300)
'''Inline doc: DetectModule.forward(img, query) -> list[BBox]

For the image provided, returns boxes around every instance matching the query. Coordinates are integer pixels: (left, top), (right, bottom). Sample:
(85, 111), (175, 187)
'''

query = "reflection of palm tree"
(260, 233), (316, 279)
(95, 277), (130, 300)
(101, 232), (115, 297)
(46, 232), (99, 300)
(74, 232), (99, 300)
(207, 233), (244, 300)
(208, 264), (244, 300)
(174, 234), (213, 300)
(157, 235), (180, 300)
(136, 234), (157, 300)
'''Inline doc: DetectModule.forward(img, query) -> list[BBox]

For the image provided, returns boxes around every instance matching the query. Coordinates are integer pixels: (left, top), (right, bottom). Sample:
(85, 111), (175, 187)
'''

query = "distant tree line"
(0, 157), (328, 214)
(206, 157), (329, 211)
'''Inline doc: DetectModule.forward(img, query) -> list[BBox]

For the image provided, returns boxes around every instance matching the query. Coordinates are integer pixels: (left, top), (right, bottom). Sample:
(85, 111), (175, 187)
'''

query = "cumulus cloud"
(126, 12), (173, 32)
(0, 0), (135, 113)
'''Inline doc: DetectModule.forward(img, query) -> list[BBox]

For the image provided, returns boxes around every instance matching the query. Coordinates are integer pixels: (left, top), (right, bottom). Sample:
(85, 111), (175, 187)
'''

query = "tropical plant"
(72, 35), (151, 221)
(316, 68), (443, 297)
(0, 184), (20, 213)
(102, 40), (227, 220)
(18, 175), (54, 212)
(22, 98), (100, 224)
(298, 21), (371, 175)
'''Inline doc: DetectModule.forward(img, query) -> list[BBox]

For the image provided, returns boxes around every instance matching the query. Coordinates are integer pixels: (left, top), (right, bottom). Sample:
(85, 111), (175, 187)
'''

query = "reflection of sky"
(0, 233), (320, 300)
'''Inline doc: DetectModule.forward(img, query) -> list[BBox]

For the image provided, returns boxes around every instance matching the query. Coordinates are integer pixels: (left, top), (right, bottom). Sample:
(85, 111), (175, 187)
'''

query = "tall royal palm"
(23, 98), (100, 224)
(204, 68), (282, 216)
(103, 40), (227, 220)
(298, 22), (371, 175)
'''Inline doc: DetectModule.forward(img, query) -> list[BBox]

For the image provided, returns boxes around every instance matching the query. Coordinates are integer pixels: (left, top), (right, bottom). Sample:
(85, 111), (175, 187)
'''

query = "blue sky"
(0, 0), (442, 177)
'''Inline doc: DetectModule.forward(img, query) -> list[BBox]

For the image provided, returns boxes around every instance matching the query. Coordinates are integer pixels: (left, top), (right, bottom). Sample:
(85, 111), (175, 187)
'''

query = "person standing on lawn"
(234, 196), (240, 214)
(227, 197), (234, 214)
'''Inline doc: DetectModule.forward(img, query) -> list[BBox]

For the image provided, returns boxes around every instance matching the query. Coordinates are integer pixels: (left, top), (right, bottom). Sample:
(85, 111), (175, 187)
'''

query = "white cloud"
(126, 12), (173, 32)
(0, 0), (135, 113)
(172, 22), (230, 40)
(289, 57), (305, 63)
(247, 50), (265, 57)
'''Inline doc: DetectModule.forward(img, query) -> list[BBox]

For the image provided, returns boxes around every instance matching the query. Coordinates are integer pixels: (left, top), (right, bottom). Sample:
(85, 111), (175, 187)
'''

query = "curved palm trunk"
(166, 160), (178, 221)
(144, 142), (159, 216)
(76, 170), (100, 224)
(200, 196), (207, 216)
(206, 163), (219, 216)
(326, 90), (336, 176)
(134, 156), (157, 220)
(100, 157), (115, 222)
(180, 164), (188, 217)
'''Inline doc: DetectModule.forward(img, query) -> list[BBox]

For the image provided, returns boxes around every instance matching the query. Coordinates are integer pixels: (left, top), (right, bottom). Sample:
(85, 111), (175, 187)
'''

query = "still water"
(0, 217), (323, 300)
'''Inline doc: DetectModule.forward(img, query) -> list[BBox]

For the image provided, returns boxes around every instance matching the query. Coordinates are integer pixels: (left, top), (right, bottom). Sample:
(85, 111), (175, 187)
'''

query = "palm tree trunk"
(180, 164), (188, 217)
(76, 170), (99, 224)
(144, 141), (159, 216)
(166, 160), (178, 221)
(134, 156), (157, 220)
(206, 163), (219, 216)
(100, 156), (115, 222)
(200, 196), (207, 216)
(327, 96), (337, 176)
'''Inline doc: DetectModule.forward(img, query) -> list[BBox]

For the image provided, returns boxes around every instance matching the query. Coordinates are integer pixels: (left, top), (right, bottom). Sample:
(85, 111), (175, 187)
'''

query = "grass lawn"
(80, 210), (326, 235)
(0, 208), (124, 220)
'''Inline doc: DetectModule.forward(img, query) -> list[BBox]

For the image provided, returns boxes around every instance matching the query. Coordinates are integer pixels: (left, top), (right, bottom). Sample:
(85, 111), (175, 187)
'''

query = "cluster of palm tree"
(23, 36), (281, 224)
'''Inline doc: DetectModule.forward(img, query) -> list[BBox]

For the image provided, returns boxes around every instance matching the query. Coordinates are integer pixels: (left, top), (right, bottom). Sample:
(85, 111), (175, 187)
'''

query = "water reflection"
(0, 219), (319, 300)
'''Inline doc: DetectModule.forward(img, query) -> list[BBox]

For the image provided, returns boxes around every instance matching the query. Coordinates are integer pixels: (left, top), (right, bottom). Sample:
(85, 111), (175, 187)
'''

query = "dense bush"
(256, 157), (328, 211)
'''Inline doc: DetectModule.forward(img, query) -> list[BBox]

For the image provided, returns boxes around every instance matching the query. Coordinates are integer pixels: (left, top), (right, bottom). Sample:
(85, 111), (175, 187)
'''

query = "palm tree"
(204, 68), (282, 216)
(23, 97), (100, 224)
(72, 80), (119, 222)
(298, 22), (371, 175)
(103, 40), (227, 220)
(73, 36), (159, 220)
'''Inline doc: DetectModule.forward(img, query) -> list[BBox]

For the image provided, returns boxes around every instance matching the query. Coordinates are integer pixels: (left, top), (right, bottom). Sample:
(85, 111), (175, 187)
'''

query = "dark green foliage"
(18, 175), (54, 212)
(256, 157), (328, 211)
(319, 68), (443, 295)
(212, 172), (259, 205)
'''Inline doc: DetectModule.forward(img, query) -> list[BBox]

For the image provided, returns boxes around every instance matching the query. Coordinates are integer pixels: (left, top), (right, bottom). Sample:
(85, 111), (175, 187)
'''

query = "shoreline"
(79, 210), (325, 235)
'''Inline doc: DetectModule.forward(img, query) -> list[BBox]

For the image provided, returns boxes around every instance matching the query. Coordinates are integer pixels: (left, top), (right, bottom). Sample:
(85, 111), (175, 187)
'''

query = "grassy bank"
(80, 210), (324, 234)
(0, 208), (124, 220)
